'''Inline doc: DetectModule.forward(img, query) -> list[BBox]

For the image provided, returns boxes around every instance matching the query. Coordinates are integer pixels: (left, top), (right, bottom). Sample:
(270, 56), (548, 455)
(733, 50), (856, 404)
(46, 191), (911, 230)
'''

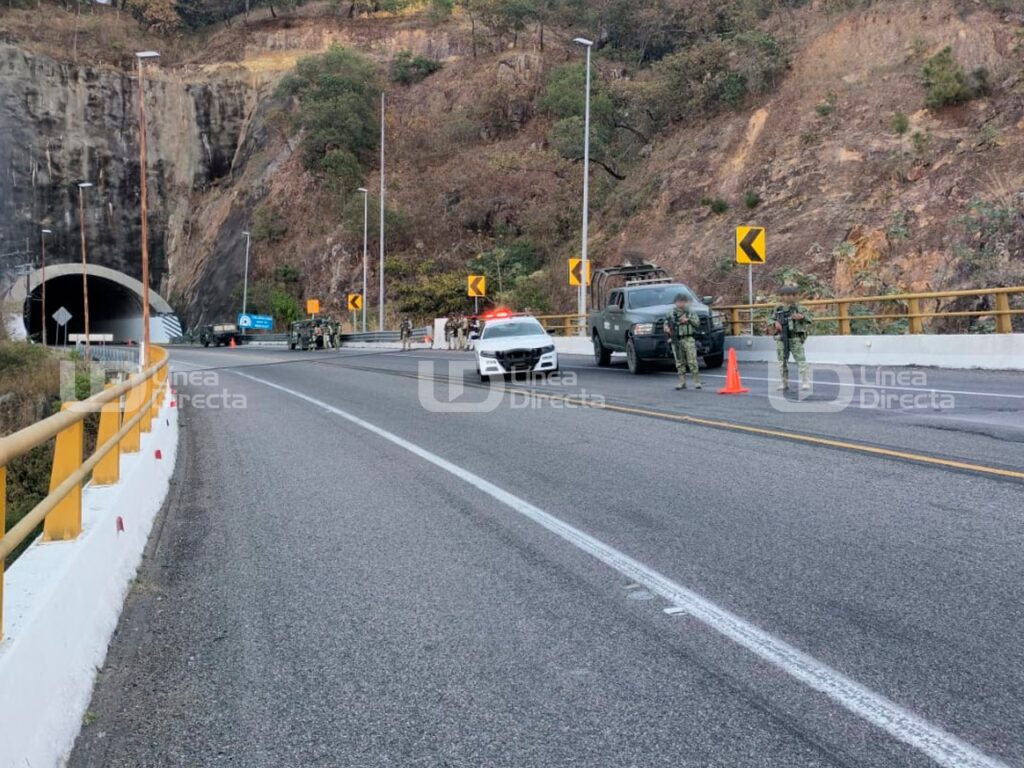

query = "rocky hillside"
(1, 0), (1021, 330)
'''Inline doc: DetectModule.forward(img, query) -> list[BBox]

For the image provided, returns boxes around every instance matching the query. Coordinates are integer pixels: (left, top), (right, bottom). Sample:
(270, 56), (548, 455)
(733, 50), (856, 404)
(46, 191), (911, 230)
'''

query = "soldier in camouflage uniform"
(771, 284), (813, 390)
(400, 315), (413, 351)
(665, 293), (702, 390)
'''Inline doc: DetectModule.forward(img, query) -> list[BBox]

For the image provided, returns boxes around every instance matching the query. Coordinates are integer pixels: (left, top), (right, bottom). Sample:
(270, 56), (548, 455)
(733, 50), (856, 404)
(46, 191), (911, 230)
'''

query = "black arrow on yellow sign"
(736, 226), (766, 264)
(468, 275), (487, 297)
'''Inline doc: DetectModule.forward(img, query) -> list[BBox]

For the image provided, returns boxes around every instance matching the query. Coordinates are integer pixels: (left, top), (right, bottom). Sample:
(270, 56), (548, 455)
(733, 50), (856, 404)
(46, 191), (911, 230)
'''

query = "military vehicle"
(289, 320), (316, 350)
(199, 322), (243, 348)
(587, 264), (726, 373)
(289, 319), (341, 350)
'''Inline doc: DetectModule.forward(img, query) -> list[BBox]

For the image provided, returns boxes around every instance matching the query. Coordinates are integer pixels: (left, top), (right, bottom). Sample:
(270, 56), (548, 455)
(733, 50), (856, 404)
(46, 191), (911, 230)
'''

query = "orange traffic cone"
(718, 348), (749, 394)
(230, 337), (236, 349)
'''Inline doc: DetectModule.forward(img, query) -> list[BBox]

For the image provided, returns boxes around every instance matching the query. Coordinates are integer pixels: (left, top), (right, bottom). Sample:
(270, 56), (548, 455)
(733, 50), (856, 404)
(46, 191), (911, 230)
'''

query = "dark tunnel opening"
(24, 274), (145, 345)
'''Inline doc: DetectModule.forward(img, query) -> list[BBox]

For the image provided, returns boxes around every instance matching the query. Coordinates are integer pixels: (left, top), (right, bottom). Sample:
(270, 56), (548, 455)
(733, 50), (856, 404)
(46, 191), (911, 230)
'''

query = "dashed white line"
(234, 369), (1009, 768)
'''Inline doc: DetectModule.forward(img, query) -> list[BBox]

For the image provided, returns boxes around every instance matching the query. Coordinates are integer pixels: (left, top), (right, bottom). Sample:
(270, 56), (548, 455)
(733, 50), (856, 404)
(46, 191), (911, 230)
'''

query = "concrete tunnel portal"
(13, 263), (178, 344)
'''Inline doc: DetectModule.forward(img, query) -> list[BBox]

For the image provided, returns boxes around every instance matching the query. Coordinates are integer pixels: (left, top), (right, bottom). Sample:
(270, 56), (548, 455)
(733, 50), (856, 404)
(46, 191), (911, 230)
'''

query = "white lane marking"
(558, 361), (1024, 401)
(234, 369), (1007, 768)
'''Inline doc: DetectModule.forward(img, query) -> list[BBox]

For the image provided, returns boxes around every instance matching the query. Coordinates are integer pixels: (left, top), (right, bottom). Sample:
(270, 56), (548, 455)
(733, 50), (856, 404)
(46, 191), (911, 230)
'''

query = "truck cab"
(587, 264), (726, 373)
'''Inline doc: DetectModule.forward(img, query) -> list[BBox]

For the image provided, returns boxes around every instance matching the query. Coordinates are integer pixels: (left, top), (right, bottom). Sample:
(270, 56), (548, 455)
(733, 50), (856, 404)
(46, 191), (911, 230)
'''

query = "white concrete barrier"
(727, 333), (1024, 371)
(0, 392), (179, 768)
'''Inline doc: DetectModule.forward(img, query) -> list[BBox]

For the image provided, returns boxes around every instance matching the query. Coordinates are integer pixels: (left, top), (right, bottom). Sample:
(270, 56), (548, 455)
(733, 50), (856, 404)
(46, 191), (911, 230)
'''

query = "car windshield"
(627, 286), (695, 309)
(482, 320), (546, 339)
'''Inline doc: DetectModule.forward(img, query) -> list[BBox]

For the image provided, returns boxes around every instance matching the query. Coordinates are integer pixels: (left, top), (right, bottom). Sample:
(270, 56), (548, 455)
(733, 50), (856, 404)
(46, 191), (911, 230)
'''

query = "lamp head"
(573, 37), (594, 47)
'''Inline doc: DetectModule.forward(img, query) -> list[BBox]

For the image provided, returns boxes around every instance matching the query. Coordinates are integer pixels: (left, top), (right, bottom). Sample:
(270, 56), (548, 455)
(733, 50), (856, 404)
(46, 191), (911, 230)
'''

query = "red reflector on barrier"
(116, 516), (125, 533)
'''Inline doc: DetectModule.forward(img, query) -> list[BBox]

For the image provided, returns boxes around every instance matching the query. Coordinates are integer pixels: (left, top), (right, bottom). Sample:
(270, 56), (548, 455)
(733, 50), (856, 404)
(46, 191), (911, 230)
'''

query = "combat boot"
(778, 377), (789, 391)
(693, 373), (703, 390)
(675, 375), (687, 390)
(800, 377), (811, 391)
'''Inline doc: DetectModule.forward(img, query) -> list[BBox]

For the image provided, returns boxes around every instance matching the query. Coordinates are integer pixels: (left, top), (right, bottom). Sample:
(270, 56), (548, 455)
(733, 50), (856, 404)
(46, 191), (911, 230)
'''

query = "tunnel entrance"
(14, 263), (176, 345)
(25, 274), (145, 344)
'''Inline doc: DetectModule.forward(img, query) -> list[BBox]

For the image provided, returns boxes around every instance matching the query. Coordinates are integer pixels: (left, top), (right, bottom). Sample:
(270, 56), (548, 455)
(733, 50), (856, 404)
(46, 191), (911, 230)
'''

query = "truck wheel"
(289, 343), (296, 350)
(626, 337), (647, 374)
(202, 341), (209, 348)
(593, 333), (611, 367)
(704, 352), (724, 369)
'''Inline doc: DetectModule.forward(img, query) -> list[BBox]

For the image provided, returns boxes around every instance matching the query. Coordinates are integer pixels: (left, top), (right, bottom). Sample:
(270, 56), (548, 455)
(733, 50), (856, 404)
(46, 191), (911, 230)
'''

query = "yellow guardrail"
(717, 286), (1023, 337)
(536, 314), (587, 336)
(0, 346), (170, 640)
(535, 287), (1023, 337)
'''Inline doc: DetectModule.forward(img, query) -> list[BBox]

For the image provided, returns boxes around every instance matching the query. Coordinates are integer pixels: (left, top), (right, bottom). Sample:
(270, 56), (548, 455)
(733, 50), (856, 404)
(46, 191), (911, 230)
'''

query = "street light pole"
(378, 92), (386, 332)
(242, 230), (251, 316)
(357, 187), (369, 332)
(77, 181), (93, 359)
(40, 228), (52, 346)
(136, 51), (159, 368)
(574, 37), (594, 335)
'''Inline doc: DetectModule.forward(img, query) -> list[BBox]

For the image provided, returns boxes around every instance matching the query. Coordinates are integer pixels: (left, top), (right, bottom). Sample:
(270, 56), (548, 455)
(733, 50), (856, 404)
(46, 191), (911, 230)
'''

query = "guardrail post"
(43, 403), (84, 542)
(907, 298), (924, 334)
(1, 465), (6, 640)
(121, 375), (143, 454)
(837, 302), (851, 335)
(995, 293), (1012, 334)
(93, 385), (122, 486)
(730, 308), (743, 336)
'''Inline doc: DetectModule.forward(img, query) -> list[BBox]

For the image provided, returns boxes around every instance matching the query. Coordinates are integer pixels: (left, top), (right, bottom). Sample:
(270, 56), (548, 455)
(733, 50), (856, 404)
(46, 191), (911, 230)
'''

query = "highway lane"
(71, 346), (1024, 767)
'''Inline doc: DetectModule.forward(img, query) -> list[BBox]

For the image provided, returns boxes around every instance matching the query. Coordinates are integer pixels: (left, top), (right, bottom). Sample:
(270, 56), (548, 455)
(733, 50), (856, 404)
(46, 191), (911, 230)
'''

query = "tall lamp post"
(378, 92), (386, 332)
(574, 37), (594, 334)
(40, 228), (52, 346)
(136, 50), (159, 367)
(77, 181), (93, 359)
(357, 187), (369, 332)
(242, 230), (251, 316)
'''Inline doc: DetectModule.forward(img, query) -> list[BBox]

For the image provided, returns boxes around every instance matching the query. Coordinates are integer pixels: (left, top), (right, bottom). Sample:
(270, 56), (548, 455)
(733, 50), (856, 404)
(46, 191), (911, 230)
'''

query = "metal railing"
(716, 286), (1024, 337)
(535, 287), (1023, 338)
(536, 314), (587, 336)
(0, 346), (171, 639)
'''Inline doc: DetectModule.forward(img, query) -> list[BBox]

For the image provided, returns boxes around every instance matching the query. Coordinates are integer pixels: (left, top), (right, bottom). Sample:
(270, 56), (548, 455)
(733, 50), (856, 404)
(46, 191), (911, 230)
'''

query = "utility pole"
(242, 231), (251, 316)
(358, 187), (369, 332)
(77, 181), (93, 359)
(136, 50), (159, 367)
(40, 228), (52, 345)
(574, 37), (594, 335)
(378, 92), (386, 332)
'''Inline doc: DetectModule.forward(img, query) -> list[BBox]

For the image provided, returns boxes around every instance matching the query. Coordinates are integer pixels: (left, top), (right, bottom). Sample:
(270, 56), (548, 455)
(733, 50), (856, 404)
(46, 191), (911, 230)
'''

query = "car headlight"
(632, 323), (655, 336)
(711, 312), (724, 329)
(540, 345), (555, 354)
(480, 350), (497, 358)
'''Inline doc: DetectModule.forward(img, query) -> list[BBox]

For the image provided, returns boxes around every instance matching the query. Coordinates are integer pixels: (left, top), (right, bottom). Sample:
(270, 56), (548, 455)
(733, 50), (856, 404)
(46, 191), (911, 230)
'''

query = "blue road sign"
(238, 313), (274, 331)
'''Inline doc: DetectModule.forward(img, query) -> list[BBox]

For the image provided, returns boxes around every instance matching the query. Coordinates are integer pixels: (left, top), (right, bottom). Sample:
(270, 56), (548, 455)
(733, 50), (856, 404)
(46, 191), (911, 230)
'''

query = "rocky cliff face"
(0, 43), (257, 302)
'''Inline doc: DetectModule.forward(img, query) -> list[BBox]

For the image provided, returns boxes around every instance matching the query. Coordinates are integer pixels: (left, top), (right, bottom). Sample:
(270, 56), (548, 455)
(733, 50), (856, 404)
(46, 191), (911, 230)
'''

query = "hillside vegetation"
(2, 0), (1022, 329)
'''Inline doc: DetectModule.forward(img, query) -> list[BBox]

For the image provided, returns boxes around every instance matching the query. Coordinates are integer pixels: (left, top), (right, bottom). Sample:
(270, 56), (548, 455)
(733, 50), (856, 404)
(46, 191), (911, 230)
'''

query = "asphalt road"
(70, 346), (1024, 768)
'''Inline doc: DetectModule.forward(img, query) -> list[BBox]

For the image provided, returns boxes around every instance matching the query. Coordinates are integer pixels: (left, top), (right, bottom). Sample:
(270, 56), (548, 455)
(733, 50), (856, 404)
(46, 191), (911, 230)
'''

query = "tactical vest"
(670, 310), (698, 338)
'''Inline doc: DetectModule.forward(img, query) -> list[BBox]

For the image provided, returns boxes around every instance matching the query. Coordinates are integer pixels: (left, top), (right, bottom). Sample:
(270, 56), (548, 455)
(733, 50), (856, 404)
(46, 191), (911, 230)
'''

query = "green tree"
(541, 64), (623, 177)
(922, 47), (987, 108)
(276, 46), (380, 188)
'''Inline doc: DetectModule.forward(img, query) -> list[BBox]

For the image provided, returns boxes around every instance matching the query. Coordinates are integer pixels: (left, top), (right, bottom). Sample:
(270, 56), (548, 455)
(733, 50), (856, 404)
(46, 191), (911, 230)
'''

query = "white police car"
(475, 314), (559, 380)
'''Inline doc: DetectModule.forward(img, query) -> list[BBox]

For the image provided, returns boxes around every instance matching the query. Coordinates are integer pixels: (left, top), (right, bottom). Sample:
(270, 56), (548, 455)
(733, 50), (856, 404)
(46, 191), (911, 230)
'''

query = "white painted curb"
(0, 391), (179, 768)
(727, 333), (1024, 371)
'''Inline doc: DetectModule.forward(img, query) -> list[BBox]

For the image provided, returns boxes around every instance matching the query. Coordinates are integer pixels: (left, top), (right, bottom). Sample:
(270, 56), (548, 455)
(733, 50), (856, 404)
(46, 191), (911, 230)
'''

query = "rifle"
(775, 306), (792, 362)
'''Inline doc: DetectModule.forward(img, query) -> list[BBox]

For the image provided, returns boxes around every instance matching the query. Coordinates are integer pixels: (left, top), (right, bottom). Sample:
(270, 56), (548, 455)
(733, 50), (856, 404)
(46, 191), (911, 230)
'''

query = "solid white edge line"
(233, 369), (1007, 768)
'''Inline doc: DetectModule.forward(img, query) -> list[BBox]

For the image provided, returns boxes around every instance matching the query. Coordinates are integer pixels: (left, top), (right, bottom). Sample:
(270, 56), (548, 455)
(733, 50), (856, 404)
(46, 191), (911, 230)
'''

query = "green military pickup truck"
(587, 264), (726, 373)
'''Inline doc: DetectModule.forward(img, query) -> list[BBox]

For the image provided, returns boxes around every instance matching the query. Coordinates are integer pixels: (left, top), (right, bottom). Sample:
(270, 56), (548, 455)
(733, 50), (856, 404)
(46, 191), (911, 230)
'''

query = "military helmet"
(674, 293), (690, 303)
(780, 284), (799, 296)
